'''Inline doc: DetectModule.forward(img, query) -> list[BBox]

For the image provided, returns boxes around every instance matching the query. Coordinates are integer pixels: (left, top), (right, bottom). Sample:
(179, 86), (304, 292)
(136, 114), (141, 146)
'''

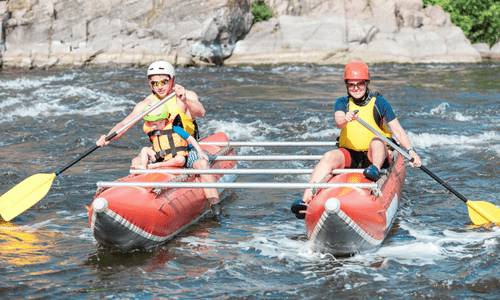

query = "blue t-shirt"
(172, 126), (194, 149)
(334, 94), (397, 122)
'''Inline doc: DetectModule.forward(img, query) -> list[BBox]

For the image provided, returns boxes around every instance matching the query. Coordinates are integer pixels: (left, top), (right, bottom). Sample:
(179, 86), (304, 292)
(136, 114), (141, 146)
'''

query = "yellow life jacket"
(338, 96), (392, 151)
(143, 118), (189, 161)
(153, 94), (199, 139)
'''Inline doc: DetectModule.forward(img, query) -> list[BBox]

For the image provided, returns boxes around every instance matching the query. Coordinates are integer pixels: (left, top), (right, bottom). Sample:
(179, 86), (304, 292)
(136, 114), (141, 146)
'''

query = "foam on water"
(488, 144), (500, 155)
(203, 119), (280, 141)
(407, 131), (500, 150)
(358, 221), (500, 267)
(203, 115), (339, 143)
(415, 102), (475, 122)
(177, 216), (500, 280)
(453, 112), (474, 121)
(269, 65), (343, 74)
(0, 97), (21, 109)
(299, 128), (339, 140)
(0, 73), (76, 89)
(0, 85), (136, 122)
(179, 221), (324, 264)
(270, 65), (314, 73)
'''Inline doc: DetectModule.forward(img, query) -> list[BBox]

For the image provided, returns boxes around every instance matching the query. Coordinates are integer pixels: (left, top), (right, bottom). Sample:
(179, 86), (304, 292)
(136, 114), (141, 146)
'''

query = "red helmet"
(344, 61), (370, 81)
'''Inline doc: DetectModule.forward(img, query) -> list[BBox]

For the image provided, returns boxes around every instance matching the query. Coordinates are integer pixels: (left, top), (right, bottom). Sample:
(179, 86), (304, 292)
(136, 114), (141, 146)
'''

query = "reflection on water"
(85, 246), (177, 271)
(0, 221), (54, 266)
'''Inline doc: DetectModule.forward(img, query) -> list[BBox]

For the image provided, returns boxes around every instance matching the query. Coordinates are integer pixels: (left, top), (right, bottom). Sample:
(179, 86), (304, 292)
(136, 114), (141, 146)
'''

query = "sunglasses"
(347, 81), (366, 90)
(150, 78), (170, 86)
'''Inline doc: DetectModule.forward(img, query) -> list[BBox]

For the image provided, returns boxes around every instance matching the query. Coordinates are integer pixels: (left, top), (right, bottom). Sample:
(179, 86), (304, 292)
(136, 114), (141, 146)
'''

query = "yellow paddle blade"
(0, 173), (56, 221)
(466, 200), (500, 225)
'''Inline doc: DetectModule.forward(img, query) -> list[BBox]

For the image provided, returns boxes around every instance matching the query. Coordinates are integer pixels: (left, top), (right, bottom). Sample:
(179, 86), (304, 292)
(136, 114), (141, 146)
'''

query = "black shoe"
(210, 203), (222, 222)
(291, 200), (307, 219)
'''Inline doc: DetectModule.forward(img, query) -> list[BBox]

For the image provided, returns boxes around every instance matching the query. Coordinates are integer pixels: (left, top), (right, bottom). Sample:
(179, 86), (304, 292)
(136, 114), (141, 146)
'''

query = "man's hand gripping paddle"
(0, 92), (176, 221)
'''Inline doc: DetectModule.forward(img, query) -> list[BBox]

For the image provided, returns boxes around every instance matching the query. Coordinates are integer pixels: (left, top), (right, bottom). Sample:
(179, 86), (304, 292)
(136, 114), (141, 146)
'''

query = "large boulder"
(0, 0), (484, 68)
(227, 0), (480, 65)
(0, 0), (254, 68)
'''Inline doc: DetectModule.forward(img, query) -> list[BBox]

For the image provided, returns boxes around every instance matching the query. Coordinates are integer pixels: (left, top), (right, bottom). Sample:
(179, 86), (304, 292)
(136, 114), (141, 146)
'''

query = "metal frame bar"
(96, 182), (378, 189)
(129, 168), (386, 175)
(208, 155), (324, 161)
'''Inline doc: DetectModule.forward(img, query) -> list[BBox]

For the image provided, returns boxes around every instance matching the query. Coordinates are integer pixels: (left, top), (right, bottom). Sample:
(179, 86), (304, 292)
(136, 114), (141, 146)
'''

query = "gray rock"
(280, 16), (347, 52)
(472, 43), (490, 57)
(1, 0), (253, 68)
(433, 25), (480, 62)
(346, 19), (377, 45)
(398, 7), (425, 28)
(491, 42), (500, 59)
(233, 18), (280, 55)
(367, 38), (412, 57)
(228, 0), (481, 65)
(0, 0), (491, 68)
(422, 4), (451, 27)
(0, 2), (7, 15)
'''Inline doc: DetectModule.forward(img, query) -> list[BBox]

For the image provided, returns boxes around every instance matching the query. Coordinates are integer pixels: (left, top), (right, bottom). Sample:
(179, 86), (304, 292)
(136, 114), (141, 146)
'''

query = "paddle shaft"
(55, 92), (176, 176)
(355, 116), (469, 204)
(55, 136), (114, 176)
(418, 165), (467, 203)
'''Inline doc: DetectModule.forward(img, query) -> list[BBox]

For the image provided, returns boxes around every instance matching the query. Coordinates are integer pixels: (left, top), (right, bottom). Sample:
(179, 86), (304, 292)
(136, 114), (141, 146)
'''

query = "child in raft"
(132, 103), (209, 169)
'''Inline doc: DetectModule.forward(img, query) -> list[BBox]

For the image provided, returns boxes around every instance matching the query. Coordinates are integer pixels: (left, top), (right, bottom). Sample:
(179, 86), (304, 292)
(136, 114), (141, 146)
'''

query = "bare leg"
(367, 137), (387, 170)
(192, 158), (221, 221)
(148, 155), (186, 169)
(302, 149), (345, 203)
(130, 156), (142, 169)
(140, 147), (156, 168)
(131, 147), (155, 169)
(192, 158), (219, 200)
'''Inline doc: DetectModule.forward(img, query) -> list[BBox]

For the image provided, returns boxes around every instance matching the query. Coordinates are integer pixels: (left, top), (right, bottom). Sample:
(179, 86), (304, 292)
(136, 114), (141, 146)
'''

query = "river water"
(0, 63), (499, 299)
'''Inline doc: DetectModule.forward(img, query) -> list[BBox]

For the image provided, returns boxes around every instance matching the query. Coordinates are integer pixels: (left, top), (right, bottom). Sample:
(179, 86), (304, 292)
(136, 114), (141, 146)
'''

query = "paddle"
(355, 116), (500, 225)
(0, 92), (176, 221)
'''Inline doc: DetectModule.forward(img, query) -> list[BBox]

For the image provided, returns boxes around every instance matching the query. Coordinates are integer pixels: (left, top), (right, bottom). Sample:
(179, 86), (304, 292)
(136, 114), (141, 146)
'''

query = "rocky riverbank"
(0, 0), (499, 70)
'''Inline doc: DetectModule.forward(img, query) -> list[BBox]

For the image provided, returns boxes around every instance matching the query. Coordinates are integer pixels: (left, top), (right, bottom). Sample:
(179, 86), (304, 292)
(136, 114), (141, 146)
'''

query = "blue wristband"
(407, 147), (415, 154)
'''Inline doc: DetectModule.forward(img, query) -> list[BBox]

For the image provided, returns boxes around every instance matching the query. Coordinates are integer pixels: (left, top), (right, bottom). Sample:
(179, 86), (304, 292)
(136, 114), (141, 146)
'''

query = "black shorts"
(339, 148), (391, 169)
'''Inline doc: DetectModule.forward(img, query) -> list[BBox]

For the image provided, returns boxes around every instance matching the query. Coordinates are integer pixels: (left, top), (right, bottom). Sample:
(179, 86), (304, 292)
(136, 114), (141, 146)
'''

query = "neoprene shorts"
(339, 148), (391, 169)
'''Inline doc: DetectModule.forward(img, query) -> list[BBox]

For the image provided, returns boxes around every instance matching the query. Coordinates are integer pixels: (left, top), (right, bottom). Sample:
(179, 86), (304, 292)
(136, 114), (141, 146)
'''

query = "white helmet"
(147, 61), (175, 78)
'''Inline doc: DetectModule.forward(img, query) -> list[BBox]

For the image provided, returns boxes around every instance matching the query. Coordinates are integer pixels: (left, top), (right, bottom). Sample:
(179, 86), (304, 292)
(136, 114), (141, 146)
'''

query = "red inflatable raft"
(305, 151), (406, 256)
(88, 132), (237, 250)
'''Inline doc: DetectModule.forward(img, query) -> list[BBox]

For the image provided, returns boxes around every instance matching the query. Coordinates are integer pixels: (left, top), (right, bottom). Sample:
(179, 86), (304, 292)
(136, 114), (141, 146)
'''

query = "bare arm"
(387, 118), (421, 167)
(173, 84), (205, 118)
(96, 97), (151, 146)
(335, 110), (358, 128)
(186, 136), (209, 160)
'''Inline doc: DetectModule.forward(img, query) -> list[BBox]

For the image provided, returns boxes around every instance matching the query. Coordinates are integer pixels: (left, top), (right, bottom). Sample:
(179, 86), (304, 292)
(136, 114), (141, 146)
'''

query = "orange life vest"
(143, 118), (189, 161)
(153, 94), (200, 140)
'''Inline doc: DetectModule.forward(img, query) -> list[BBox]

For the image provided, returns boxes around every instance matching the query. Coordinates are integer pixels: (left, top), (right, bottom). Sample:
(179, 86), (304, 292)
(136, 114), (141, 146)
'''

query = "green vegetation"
(423, 0), (500, 47)
(251, 0), (274, 24)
